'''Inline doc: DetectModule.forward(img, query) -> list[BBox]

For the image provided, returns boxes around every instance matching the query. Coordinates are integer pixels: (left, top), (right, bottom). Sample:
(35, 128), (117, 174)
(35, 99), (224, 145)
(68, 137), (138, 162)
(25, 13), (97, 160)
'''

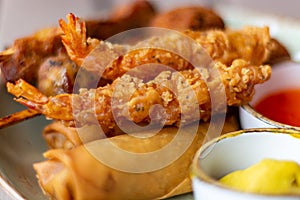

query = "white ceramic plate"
(192, 129), (300, 200)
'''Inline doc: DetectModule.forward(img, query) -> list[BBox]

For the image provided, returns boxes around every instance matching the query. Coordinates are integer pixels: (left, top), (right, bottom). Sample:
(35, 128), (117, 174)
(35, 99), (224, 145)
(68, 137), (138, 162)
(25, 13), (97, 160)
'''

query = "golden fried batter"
(37, 53), (79, 96)
(0, 27), (64, 83)
(150, 6), (290, 65)
(265, 38), (291, 64)
(0, 1), (156, 84)
(60, 13), (271, 79)
(7, 59), (271, 131)
(0, 4), (289, 88)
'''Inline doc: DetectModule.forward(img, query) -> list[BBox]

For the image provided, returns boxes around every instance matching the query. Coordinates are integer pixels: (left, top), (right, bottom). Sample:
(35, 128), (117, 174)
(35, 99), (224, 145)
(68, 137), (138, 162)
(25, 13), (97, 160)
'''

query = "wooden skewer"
(0, 109), (41, 129)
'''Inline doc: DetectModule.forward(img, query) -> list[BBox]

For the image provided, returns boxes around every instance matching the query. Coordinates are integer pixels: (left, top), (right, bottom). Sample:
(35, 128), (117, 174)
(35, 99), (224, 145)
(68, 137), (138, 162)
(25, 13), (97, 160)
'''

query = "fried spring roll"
(34, 115), (239, 200)
(43, 122), (123, 149)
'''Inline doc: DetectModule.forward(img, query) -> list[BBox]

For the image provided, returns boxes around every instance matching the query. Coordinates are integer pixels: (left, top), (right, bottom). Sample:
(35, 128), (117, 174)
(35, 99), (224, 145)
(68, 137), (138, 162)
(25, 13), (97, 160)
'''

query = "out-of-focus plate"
(0, 88), (49, 200)
(0, 3), (300, 200)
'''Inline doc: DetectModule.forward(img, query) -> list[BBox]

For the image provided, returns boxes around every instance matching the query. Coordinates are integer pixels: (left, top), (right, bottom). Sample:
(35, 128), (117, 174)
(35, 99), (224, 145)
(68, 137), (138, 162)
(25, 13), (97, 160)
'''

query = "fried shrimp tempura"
(59, 13), (271, 79)
(0, 1), (156, 84)
(7, 59), (271, 131)
(184, 26), (271, 66)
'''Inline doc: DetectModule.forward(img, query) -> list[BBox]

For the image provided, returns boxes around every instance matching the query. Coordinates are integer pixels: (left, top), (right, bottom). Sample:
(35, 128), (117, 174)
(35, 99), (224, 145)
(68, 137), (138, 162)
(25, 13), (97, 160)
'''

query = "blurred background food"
(1, 0), (300, 50)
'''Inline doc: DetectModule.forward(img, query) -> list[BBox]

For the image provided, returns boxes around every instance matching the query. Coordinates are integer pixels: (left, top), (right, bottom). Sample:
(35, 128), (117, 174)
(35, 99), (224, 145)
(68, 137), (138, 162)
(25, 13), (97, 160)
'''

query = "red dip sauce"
(254, 89), (300, 127)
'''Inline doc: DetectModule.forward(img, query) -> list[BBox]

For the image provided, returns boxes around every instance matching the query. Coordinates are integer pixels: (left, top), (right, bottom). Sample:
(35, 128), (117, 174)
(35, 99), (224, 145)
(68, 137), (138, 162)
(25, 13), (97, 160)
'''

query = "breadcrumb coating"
(7, 59), (271, 131)
(60, 14), (271, 82)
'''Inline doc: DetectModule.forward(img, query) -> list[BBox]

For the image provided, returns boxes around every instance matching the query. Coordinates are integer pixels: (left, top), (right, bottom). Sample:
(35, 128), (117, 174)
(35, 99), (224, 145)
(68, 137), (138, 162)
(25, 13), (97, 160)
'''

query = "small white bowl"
(239, 61), (300, 130)
(191, 128), (300, 200)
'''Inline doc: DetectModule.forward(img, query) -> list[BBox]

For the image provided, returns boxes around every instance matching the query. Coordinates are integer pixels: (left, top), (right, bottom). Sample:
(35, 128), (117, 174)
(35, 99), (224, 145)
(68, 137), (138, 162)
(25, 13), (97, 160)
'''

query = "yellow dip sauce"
(219, 159), (300, 195)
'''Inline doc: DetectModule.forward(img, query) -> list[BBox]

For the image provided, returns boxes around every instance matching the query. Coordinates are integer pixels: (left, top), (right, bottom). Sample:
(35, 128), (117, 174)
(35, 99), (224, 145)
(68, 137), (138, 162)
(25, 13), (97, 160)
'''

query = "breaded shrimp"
(6, 59), (271, 131)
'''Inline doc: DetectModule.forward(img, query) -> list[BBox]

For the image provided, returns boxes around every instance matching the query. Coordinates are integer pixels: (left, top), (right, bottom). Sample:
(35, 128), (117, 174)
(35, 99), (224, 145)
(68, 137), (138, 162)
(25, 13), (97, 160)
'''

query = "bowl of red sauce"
(239, 61), (300, 130)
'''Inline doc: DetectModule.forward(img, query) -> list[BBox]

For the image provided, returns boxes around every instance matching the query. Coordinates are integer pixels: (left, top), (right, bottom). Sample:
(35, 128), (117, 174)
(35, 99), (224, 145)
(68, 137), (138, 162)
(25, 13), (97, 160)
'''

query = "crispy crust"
(34, 116), (240, 200)
(265, 38), (291, 64)
(7, 60), (271, 130)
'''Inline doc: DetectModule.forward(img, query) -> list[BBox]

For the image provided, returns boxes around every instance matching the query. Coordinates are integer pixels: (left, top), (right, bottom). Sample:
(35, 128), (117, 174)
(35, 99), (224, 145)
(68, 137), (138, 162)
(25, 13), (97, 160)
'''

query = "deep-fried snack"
(0, 1), (156, 84)
(265, 38), (291, 64)
(150, 7), (290, 65)
(6, 59), (271, 131)
(0, 48), (14, 63)
(150, 6), (225, 31)
(0, 27), (64, 83)
(42, 122), (109, 150)
(0, 4), (281, 200)
(43, 120), (126, 150)
(43, 121), (82, 150)
(37, 53), (79, 96)
(60, 14), (192, 79)
(37, 53), (111, 96)
(60, 13), (271, 77)
(43, 106), (240, 150)
(184, 26), (270, 66)
(0, 4), (289, 89)
(34, 118), (239, 200)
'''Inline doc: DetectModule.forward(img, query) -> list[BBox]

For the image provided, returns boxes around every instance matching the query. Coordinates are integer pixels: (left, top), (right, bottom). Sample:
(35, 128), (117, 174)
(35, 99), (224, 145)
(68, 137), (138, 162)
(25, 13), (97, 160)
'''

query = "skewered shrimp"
(6, 59), (271, 132)
(59, 13), (271, 81)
